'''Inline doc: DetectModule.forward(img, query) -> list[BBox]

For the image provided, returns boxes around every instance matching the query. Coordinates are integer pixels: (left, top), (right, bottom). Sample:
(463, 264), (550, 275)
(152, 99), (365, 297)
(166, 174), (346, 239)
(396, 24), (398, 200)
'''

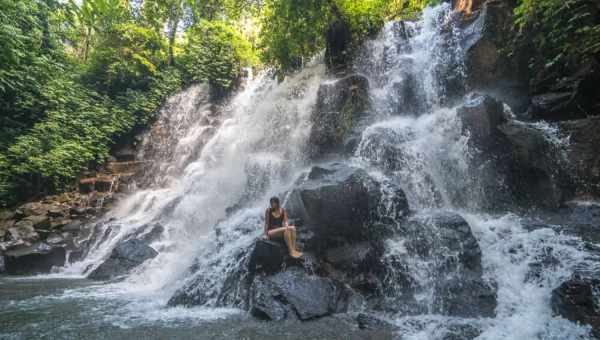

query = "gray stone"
(4, 242), (66, 274)
(249, 267), (345, 320)
(88, 239), (158, 280)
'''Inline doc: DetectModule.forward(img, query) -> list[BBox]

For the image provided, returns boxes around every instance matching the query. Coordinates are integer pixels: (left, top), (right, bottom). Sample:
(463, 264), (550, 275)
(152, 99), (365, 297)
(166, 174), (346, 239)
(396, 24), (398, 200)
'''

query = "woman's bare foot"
(290, 249), (303, 258)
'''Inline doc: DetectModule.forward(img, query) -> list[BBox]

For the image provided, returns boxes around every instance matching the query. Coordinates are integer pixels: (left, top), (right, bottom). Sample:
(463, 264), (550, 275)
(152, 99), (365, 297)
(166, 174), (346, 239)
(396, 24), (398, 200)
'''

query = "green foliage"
(85, 23), (168, 93)
(259, 0), (332, 72)
(514, 0), (600, 68)
(258, 0), (439, 73)
(179, 20), (257, 93)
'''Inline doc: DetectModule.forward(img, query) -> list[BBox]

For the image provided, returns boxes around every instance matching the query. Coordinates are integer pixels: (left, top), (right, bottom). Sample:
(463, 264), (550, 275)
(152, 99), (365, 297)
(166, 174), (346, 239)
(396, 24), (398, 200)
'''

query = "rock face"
(249, 267), (346, 321)
(528, 60), (600, 121)
(286, 163), (409, 248)
(377, 212), (497, 317)
(308, 75), (370, 156)
(88, 239), (158, 280)
(247, 239), (287, 274)
(499, 120), (573, 208)
(3, 242), (66, 274)
(461, 0), (530, 112)
(552, 274), (600, 337)
(559, 117), (600, 199)
(457, 93), (508, 151)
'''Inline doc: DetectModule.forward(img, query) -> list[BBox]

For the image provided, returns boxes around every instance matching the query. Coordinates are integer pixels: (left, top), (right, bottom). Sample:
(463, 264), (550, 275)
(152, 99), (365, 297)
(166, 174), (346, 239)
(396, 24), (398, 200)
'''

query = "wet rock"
(499, 120), (573, 208)
(324, 241), (381, 272)
(308, 75), (370, 156)
(249, 267), (345, 320)
(287, 163), (408, 247)
(4, 242), (66, 274)
(552, 274), (600, 337)
(559, 117), (600, 198)
(88, 239), (158, 280)
(356, 313), (394, 330)
(168, 246), (254, 308)
(457, 93), (508, 150)
(435, 323), (482, 340)
(462, 0), (530, 112)
(249, 277), (292, 321)
(248, 239), (287, 274)
(0, 255), (5, 273)
(379, 211), (497, 317)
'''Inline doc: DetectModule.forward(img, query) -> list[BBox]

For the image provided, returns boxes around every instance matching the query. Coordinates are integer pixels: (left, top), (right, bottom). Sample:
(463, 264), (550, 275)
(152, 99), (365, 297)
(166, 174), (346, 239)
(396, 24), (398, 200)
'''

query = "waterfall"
(62, 61), (326, 297)
(349, 4), (592, 339)
(56, 4), (596, 339)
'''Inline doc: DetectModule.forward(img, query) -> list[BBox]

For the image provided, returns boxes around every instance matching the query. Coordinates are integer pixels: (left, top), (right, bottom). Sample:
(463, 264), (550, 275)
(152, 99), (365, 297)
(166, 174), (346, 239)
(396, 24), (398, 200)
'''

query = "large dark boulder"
(461, 0), (530, 112)
(559, 117), (600, 199)
(3, 242), (66, 274)
(88, 238), (158, 280)
(376, 211), (496, 317)
(457, 93), (508, 151)
(552, 274), (600, 338)
(499, 119), (573, 208)
(248, 239), (287, 274)
(286, 163), (409, 248)
(249, 267), (347, 321)
(308, 75), (370, 156)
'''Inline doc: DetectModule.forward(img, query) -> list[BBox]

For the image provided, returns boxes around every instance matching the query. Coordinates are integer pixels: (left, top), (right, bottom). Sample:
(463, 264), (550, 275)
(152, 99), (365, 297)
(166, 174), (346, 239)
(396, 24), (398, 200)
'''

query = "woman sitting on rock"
(264, 196), (303, 258)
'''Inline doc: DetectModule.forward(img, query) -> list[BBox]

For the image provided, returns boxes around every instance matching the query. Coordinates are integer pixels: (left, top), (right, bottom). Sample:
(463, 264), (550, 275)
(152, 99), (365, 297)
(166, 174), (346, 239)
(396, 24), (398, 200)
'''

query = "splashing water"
(350, 3), (594, 339)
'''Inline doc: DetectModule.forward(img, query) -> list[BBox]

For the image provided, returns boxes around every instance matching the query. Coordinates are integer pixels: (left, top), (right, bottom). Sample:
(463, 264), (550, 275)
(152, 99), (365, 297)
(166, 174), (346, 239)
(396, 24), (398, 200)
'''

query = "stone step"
(105, 161), (148, 174)
(78, 175), (118, 194)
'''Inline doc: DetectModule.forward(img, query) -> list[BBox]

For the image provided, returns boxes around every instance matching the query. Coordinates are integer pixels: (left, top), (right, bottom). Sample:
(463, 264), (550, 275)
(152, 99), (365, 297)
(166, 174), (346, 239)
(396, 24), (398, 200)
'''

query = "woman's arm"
(264, 209), (270, 238)
(283, 209), (289, 227)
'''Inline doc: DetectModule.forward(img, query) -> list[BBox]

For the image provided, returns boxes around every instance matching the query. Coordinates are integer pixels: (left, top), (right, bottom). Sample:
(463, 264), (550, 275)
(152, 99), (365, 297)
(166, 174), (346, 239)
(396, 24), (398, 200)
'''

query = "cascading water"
(62, 61), (326, 302)
(9, 3), (595, 340)
(349, 4), (594, 339)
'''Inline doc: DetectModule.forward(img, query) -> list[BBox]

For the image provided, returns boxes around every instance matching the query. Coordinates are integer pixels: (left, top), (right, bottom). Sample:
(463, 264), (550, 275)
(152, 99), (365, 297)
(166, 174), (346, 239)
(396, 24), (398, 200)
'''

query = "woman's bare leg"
(287, 226), (302, 258)
(267, 226), (302, 258)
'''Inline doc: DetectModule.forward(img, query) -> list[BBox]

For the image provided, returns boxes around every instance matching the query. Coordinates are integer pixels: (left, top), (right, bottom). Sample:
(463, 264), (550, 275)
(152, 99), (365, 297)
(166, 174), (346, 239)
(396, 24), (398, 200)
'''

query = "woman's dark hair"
(269, 196), (280, 207)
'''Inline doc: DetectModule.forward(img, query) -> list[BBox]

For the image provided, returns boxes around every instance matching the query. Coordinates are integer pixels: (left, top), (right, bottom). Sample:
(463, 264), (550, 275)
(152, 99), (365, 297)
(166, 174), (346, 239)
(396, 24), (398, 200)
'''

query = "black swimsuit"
(268, 209), (284, 230)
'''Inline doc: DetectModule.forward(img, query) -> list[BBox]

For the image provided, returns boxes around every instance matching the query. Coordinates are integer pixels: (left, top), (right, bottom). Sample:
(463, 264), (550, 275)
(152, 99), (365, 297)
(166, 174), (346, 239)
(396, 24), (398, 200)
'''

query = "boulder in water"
(499, 119), (573, 209)
(3, 242), (66, 274)
(248, 239), (287, 274)
(552, 274), (600, 337)
(378, 211), (497, 317)
(457, 93), (507, 151)
(88, 238), (158, 280)
(249, 267), (346, 321)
